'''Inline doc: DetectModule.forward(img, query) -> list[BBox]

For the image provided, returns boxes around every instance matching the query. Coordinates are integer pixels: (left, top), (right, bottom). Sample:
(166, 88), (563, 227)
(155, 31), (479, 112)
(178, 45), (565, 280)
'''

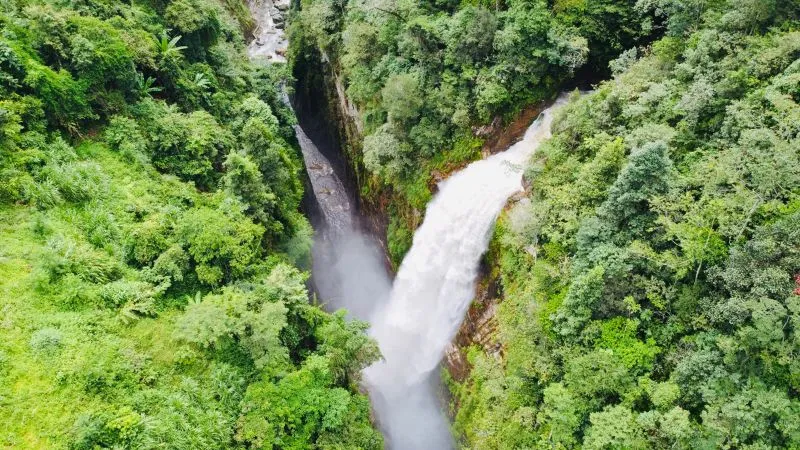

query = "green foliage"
(584, 405), (648, 450)
(29, 327), (64, 354)
(144, 104), (234, 189)
(176, 201), (265, 286)
(387, 212), (414, 268)
(451, 2), (800, 448)
(290, 0), (653, 211)
(175, 277), (290, 371)
(232, 293), (383, 448)
(0, 0), (380, 448)
(596, 318), (660, 374)
(363, 125), (410, 183)
(236, 355), (383, 450)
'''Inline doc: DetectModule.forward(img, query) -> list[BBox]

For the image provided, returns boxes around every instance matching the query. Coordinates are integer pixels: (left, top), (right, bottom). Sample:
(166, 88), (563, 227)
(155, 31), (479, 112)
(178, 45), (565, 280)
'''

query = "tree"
(382, 72), (424, 127)
(235, 355), (382, 450)
(563, 349), (633, 402)
(154, 31), (187, 61)
(237, 115), (301, 236)
(443, 7), (496, 67)
(175, 285), (289, 371)
(539, 383), (584, 448)
(165, 0), (221, 52)
(315, 311), (381, 385)
(363, 125), (410, 182)
(222, 151), (279, 231)
(148, 107), (233, 189)
(554, 265), (606, 338)
(177, 201), (264, 286)
(701, 384), (800, 448)
(584, 405), (648, 450)
(598, 140), (673, 236)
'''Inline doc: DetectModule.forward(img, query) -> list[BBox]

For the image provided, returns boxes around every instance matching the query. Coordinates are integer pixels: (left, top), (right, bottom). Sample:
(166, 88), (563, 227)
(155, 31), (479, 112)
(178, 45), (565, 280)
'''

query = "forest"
(289, 0), (661, 265)
(448, 2), (800, 449)
(0, 0), (381, 448)
(2, 0), (799, 448)
(290, 0), (800, 448)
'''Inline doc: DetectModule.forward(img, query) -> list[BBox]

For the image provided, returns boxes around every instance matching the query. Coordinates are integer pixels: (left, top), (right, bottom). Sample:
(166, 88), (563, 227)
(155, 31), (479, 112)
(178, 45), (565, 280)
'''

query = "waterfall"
(294, 126), (392, 320)
(364, 97), (567, 449)
(246, 2), (568, 446)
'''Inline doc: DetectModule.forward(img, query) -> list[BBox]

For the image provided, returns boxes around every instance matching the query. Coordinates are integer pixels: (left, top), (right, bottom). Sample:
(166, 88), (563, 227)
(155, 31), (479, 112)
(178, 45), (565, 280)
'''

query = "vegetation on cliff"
(0, 0), (381, 448)
(451, 1), (800, 448)
(289, 0), (658, 265)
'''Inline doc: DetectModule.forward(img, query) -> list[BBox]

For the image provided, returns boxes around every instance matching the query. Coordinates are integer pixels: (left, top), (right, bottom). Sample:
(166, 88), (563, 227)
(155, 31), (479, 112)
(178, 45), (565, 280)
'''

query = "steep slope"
(451, 2), (800, 448)
(288, 0), (658, 267)
(0, 0), (380, 448)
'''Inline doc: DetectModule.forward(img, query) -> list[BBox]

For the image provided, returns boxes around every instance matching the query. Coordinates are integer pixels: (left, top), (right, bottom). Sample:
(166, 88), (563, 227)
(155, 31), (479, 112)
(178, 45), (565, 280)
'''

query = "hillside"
(2, 0), (799, 448)
(289, 0), (660, 266)
(451, 2), (800, 448)
(0, 0), (380, 448)
(287, 0), (800, 448)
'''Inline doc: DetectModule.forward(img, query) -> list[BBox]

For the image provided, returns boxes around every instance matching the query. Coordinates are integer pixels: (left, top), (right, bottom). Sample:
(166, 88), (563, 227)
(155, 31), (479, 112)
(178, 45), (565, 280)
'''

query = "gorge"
(1, 0), (797, 448)
(249, 1), (569, 446)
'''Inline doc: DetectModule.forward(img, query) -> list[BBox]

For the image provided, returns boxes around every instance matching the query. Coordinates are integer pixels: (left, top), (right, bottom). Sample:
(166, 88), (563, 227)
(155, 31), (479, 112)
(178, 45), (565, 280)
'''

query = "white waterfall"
(364, 97), (567, 449)
(244, 3), (568, 442)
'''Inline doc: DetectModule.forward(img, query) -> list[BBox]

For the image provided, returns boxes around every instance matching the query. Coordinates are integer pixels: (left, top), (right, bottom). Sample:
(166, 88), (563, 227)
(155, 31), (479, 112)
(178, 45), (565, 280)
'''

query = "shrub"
(176, 201), (264, 286)
(41, 235), (122, 284)
(104, 116), (147, 161)
(37, 161), (107, 204)
(30, 327), (64, 354)
(363, 125), (410, 182)
(140, 102), (233, 188)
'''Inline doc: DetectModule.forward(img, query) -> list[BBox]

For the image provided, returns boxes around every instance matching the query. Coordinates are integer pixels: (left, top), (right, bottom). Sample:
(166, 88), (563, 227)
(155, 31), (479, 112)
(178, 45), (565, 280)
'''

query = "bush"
(363, 125), (410, 182)
(30, 327), (64, 354)
(140, 102), (233, 188)
(104, 116), (147, 161)
(37, 161), (107, 204)
(176, 201), (264, 286)
(41, 235), (122, 284)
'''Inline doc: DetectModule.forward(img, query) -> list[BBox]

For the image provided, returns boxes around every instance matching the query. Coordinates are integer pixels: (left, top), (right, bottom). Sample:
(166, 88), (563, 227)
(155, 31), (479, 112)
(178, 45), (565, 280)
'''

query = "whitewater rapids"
(364, 96), (568, 449)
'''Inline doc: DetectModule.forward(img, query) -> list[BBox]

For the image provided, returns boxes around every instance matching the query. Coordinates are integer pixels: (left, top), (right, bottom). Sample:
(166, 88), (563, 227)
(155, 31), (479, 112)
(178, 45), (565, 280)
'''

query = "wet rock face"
(443, 272), (503, 382)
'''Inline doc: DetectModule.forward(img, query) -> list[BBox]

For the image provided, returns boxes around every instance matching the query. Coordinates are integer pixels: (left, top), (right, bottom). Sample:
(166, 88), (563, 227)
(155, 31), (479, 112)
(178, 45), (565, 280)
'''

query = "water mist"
(364, 97), (567, 449)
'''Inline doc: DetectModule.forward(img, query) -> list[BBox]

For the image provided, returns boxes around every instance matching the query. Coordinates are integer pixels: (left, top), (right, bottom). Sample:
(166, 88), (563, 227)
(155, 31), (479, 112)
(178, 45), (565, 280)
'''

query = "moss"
(387, 212), (414, 269)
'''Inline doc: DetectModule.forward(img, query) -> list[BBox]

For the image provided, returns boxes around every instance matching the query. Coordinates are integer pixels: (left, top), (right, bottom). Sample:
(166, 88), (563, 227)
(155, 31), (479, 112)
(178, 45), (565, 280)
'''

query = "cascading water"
(247, 2), (568, 446)
(364, 97), (567, 449)
(293, 125), (392, 319)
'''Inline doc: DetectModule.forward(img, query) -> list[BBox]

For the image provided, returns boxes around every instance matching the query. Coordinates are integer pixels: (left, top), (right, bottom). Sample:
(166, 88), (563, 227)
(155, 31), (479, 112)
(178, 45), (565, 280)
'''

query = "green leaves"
(145, 105), (233, 188)
(363, 124), (410, 181)
(0, 1), (383, 448)
(236, 356), (382, 450)
(554, 265), (606, 338)
(177, 202), (264, 286)
(154, 30), (188, 61)
(452, 4), (800, 448)
(135, 72), (162, 98)
(175, 284), (290, 371)
(315, 311), (381, 385)
(584, 405), (648, 450)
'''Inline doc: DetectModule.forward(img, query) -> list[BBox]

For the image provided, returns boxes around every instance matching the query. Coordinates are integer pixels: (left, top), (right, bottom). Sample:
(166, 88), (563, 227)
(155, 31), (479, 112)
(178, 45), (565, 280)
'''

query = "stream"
(247, 3), (565, 447)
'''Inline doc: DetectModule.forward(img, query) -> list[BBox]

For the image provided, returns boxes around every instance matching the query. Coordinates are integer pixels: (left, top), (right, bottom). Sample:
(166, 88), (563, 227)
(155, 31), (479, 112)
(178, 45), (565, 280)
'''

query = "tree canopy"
(0, 0), (380, 448)
(451, 1), (800, 448)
